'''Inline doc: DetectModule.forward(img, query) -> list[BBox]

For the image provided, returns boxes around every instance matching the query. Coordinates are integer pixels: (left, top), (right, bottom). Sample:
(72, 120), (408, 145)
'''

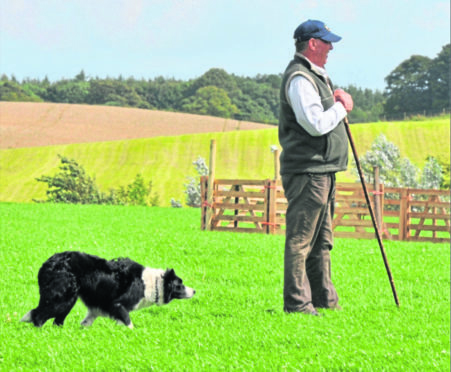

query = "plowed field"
(0, 102), (273, 149)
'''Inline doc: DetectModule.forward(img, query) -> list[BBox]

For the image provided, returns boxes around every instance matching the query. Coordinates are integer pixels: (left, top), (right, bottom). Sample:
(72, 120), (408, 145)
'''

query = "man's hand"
(334, 89), (353, 112)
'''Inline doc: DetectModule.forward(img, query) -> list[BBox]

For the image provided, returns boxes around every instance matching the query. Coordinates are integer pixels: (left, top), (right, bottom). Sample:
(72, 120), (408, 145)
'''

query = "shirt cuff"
(333, 102), (348, 121)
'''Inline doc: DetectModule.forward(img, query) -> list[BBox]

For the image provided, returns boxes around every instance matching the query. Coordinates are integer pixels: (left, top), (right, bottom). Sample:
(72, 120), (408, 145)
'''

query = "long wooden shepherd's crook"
(344, 117), (400, 307)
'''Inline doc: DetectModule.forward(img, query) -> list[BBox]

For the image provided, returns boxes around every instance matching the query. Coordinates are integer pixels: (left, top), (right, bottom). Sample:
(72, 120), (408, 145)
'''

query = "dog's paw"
(21, 311), (32, 323)
(116, 319), (134, 329)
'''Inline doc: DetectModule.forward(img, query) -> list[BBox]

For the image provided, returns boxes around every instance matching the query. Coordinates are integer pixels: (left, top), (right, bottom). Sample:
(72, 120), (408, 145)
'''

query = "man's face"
(309, 38), (333, 68)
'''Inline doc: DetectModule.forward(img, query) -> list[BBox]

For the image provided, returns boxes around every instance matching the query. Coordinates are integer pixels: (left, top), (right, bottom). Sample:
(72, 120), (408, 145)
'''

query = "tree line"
(0, 44), (448, 124)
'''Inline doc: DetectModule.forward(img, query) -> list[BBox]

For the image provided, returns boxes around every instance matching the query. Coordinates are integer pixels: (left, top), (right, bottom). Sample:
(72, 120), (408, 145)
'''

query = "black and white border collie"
(21, 251), (195, 329)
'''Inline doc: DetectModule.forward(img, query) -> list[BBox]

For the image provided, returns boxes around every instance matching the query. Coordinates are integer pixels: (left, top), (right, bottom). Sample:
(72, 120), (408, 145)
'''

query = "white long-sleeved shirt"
(287, 62), (347, 137)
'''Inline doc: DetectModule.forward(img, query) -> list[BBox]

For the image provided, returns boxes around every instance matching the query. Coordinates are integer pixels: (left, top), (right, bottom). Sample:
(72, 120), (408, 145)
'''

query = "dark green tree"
(22, 77), (50, 100)
(428, 44), (450, 112)
(340, 85), (384, 123)
(234, 75), (280, 123)
(75, 70), (86, 82)
(0, 78), (42, 102)
(87, 78), (149, 108)
(143, 78), (187, 110)
(88, 79), (117, 104)
(384, 55), (432, 116)
(181, 86), (239, 118)
(44, 80), (90, 103)
(187, 68), (240, 97)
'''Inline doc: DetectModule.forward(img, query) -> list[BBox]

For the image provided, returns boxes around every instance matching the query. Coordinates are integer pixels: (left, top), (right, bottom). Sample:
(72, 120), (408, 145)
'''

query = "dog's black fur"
(21, 251), (195, 328)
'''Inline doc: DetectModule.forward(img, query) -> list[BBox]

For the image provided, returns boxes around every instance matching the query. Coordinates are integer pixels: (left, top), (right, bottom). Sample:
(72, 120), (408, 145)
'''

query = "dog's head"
(163, 269), (195, 303)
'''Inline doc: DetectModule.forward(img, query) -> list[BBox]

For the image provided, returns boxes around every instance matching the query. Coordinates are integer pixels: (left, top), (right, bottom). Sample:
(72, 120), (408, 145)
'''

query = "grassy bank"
(0, 117), (449, 206)
(1, 203), (449, 371)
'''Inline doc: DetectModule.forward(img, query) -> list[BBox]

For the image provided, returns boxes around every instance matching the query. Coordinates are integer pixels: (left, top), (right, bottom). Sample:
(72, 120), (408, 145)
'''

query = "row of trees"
(2, 69), (281, 123)
(1, 44), (448, 123)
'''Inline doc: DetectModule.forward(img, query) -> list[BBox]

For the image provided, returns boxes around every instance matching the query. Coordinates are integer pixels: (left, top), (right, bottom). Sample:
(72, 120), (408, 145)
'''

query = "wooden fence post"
(200, 176), (207, 230)
(273, 148), (280, 181)
(265, 179), (277, 234)
(205, 139), (216, 231)
(399, 188), (410, 240)
(233, 184), (240, 228)
(373, 166), (382, 231)
(379, 183), (390, 239)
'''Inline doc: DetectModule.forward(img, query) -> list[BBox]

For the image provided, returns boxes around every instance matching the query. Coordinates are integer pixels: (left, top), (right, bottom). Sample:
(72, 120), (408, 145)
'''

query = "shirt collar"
(295, 53), (329, 79)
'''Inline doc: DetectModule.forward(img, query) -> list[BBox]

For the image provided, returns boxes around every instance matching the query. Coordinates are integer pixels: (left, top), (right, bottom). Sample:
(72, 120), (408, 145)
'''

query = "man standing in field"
(278, 19), (353, 315)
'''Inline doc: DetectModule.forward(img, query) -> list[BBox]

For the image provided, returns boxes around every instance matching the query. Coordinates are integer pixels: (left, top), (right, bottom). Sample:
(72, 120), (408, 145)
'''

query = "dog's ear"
(164, 268), (176, 279)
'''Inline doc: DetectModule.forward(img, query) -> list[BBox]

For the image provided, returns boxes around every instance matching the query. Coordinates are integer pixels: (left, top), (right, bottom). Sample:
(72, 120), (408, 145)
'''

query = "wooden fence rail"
(201, 177), (450, 243)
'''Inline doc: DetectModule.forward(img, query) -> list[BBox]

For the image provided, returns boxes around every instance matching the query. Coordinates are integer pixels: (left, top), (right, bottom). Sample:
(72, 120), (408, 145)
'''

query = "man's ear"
(308, 38), (319, 51)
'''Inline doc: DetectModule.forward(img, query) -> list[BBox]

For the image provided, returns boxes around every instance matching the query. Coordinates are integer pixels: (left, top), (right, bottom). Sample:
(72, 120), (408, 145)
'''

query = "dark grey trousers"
(282, 173), (339, 313)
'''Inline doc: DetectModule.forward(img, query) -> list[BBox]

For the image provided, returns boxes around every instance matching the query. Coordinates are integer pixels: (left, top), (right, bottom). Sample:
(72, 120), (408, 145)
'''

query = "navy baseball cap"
(293, 20), (342, 43)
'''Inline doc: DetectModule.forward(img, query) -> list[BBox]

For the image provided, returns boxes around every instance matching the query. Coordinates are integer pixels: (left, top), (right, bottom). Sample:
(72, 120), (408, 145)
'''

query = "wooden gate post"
(200, 176), (208, 230)
(265, 179), (277, 234)
(205, 139), (216, 231)
(272, 147), (280, 181)
(373, 166), (382, 231)
(399, 188), (410, 240)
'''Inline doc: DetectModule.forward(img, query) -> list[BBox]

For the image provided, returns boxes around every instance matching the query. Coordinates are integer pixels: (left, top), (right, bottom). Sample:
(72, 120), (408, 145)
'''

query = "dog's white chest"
(135, 268), (165, 309)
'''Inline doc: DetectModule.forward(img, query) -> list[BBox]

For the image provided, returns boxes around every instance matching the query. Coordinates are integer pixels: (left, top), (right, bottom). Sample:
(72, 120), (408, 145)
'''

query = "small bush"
(355, 134), (443, 189)
(184, 156), (209, 207)
(117, 174), (159, 206)
(170, 198), (183, 208)
(34, 155), (114, 204)
(35, 155), (159, 206)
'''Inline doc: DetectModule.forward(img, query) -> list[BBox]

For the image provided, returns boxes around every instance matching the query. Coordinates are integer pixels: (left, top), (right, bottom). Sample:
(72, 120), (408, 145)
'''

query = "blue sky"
(1, 0), (449, 91)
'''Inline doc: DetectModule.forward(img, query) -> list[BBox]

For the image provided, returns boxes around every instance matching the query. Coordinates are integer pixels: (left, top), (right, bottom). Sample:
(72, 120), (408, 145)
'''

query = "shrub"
(170, 198), (183, 208)
(355, 134), (443, 189)
(35, 156), (159, 206)
(184, 156), (209, 207)
(117, 174), (159, 206)
(34, 155), (113, 204)
(420, 156), (443, 189)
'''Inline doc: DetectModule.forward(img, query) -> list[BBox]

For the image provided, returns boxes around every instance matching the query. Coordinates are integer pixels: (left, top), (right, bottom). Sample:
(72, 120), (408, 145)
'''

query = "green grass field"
(1, 203), (449, 371)
(0, 117), (449, 206)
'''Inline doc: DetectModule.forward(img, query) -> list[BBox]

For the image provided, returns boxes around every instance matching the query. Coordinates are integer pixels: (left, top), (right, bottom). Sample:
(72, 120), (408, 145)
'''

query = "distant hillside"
(0, 113), (449, 206)
(0, 102), (273, 149)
